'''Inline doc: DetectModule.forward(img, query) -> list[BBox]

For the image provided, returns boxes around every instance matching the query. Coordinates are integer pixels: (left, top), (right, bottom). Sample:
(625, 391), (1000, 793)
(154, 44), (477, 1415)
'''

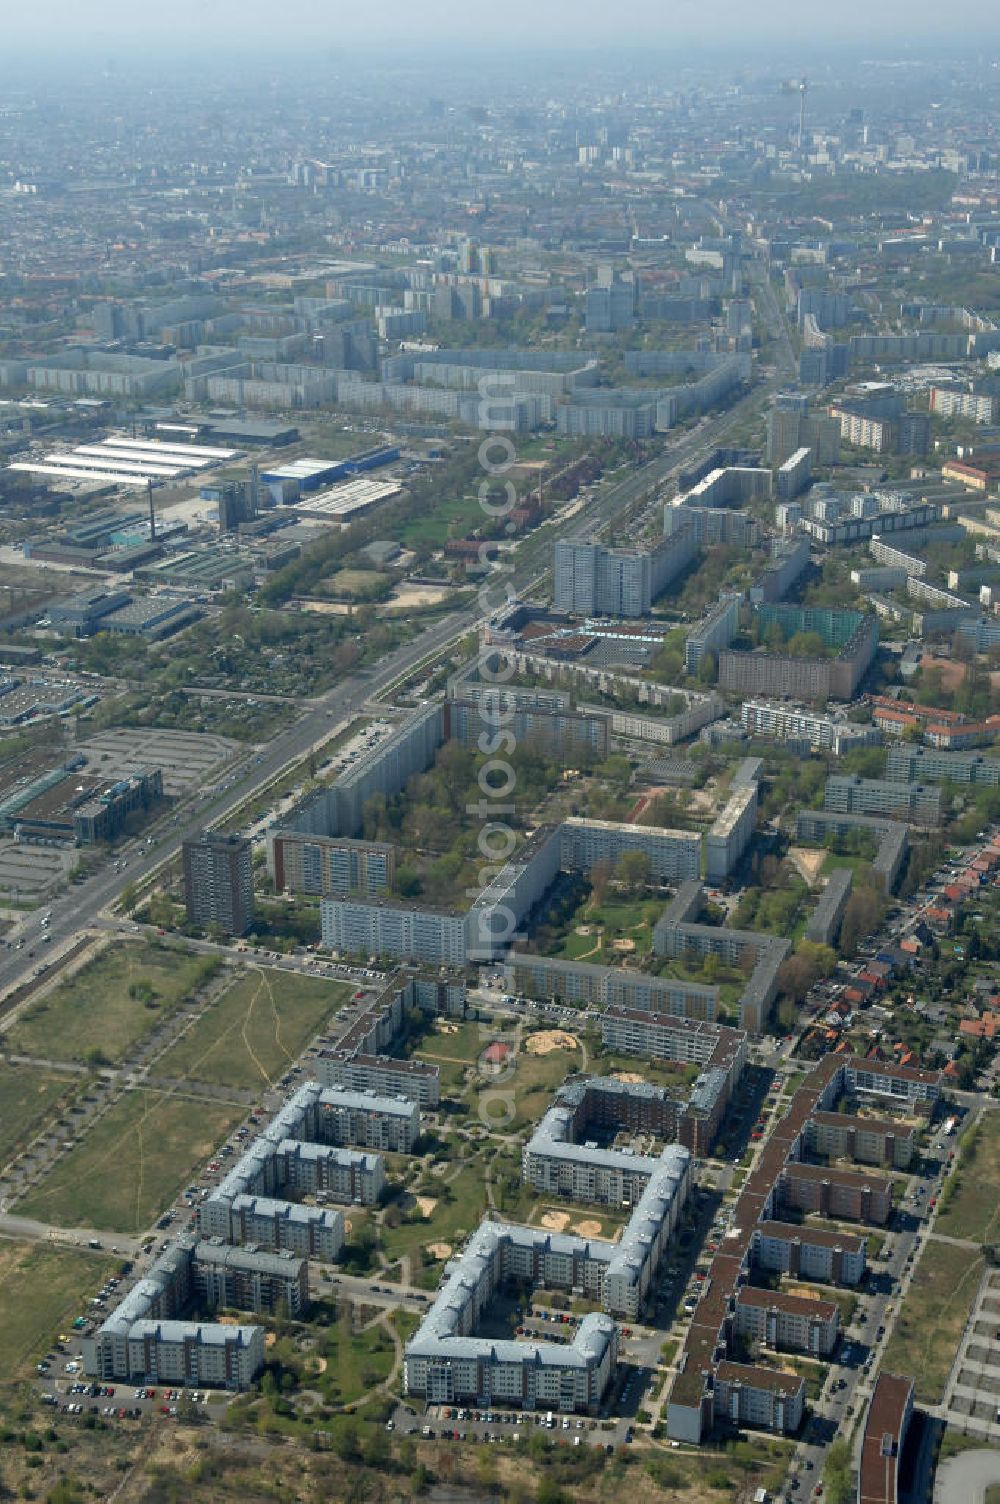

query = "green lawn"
(821, 850), (878, 881)
(270, 1306), (397, 1410)
(0, 1242), (116, 1377)
(469, 1035), (582, 1133)
(0, 1062), (74, 1167)
(7, 941), (220, 1065)
(882, 1239), (983, 1403)
(548, 895), (664, 962)
(935, 1113), (1000, 1245)
(18, 1089), (242, 1234)
(155, 969), (351, 1089)
(400, 494), (487, 549)
(381, 1162), (489, 1271)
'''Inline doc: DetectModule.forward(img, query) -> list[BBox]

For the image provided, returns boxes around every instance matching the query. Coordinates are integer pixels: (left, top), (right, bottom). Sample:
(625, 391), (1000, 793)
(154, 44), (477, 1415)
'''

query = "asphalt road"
(934, 1447), (1000, 1504)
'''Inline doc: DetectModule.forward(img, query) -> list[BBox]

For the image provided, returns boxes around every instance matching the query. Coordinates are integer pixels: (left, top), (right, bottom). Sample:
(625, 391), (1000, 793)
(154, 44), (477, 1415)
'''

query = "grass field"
(381, 1162), (490, 1268)
(882, 1239), (983, 1403)
(155, 969), (351, 1089)
(476, 1036), (582, 1132)
(549, 896), (664, 962)
(400, 494), (486, 549)
(821, 850), (878, 880)
(935, 1113), (1000, 1245)
(0, 1242), (115, 1377)
(18, 1089), (242, 1234)
(7, 941), (219, 1065)
(0, 1062), (73, 1167)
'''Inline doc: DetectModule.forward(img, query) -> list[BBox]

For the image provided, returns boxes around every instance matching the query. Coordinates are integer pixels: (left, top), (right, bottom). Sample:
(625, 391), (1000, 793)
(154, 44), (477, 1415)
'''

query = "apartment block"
(795, 809), (908, 894)
(227, 1196), (344, 1262)
(886, 744), (1000, 788)
(806, 1112), (914, 1171)
(705, 780), (757, 882)
(842, 1057), (941, 1112)
(275, 1140), (385, 1204)
(712, 1361), (805, 1435)
(824, 775), (942, 825)
(804, 868), (853, 948)
(320, 897), (468, 967)
(559, 817), (701, 883)
(740, 699), (881, 755)
(732, 1287), (840, 1358)
(720, 609), (877, 702)
(685, 594), (741, 675)
(404, 1222), (619, 1413)
(653, 881), (789, 1034)
(271, 833), (395, 896)
(752, 1220), (867, 1287)
(778, 1163), (894, 1225)
(506, 952), (718, 1020)
(124, 1320), (264, 1391)
(84, 1241), (264, 1390)
(182, 831), (254, 936)
(193, 1239), (309, 1317)
(315, 1085), (420, 1154)
(553, 532), (695, 617)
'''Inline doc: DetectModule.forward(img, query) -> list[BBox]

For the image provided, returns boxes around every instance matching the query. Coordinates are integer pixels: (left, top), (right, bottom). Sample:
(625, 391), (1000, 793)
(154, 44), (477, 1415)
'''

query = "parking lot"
(78, 727), (238, 796)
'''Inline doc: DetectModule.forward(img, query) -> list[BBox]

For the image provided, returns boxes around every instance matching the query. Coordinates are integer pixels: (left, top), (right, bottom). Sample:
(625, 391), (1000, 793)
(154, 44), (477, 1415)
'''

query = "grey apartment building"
(182, 831), (254, 936)
(553, 532), (695, 618)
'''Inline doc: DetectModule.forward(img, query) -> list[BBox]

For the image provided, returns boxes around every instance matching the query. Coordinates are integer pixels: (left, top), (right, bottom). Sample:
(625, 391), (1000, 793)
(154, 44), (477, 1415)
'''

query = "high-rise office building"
(183, 831), (255, 936)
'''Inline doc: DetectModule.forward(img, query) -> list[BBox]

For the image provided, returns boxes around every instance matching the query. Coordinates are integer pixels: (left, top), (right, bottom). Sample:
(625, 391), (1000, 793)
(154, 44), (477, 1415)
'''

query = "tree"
(696, 649), (718, 686)
(824, 1439), (854, 1504)
(614, 850), (651, 894)
(589, 857), (613, 906)
(778, 941), (836, 1005)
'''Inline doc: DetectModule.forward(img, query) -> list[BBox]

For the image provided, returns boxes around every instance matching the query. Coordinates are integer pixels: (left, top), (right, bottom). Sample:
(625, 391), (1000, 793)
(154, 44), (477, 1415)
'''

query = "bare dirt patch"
(788, 847), (827, 886)
(540, 1211), (571, 1232)
(427, 1242), (453, 1260)
(383, 582), (454, 611)
(575, 1219), (604, 1238)
(613, 1071), (645, 1085)
(525, 1030), (579, 1056)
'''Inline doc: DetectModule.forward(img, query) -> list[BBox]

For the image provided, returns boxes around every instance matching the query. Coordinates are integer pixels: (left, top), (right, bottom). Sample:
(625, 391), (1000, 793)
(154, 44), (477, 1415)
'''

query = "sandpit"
(415, 1196), (438, 1217)
(427, 1242), (453, 1260)
(575, 1220), (603, 1238)
(613, 1071), (645, 1085)
(525, 1030), (579, 1055)
(575, 924), (594, 936)
(612, 937), (636, 952)
(540, 1211), (571, 1232)
(788, 847), (827, 886)
(785, 1283), (825, 1302)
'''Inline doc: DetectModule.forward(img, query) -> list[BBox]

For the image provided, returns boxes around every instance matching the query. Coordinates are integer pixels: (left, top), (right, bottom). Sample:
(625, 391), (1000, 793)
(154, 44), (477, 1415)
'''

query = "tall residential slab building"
(182, 831), (254, 936)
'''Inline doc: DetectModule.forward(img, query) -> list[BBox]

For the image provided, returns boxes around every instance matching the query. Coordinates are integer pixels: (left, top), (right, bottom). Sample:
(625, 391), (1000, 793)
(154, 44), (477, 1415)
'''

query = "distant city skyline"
(3, 0), (1000, 52)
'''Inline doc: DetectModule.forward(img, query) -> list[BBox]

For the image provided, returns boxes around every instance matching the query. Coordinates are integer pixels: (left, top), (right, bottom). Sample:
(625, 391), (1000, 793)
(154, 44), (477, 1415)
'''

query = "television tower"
(798, 78), (808, 154)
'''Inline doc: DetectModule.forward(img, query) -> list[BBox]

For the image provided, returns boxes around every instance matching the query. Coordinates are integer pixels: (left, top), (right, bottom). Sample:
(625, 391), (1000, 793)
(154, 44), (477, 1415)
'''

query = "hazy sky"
(4, 0), (1000, 52)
